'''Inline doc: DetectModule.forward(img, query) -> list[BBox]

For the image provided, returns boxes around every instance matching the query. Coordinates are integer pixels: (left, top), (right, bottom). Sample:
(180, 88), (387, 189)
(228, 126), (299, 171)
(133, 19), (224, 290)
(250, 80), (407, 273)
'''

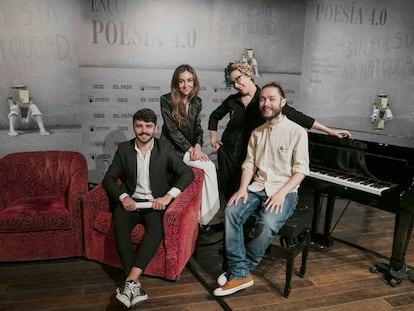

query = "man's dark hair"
(261, 82), (286, 98)
(133, 108), (157, 124)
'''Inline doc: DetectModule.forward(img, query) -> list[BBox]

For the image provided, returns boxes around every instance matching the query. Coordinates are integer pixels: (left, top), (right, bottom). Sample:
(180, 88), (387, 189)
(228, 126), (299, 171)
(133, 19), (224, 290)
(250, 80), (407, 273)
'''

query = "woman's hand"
(211, 139), (223, 150)
(190, 150), (209, 161)
(329, 129), (352, 139)
(189, 144), (209, 161)
(189, 144), (201, 159)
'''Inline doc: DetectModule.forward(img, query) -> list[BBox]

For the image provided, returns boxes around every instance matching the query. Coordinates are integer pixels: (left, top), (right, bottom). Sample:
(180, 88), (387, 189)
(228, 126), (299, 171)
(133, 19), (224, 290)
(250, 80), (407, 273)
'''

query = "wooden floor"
(1, 196), (413, 310)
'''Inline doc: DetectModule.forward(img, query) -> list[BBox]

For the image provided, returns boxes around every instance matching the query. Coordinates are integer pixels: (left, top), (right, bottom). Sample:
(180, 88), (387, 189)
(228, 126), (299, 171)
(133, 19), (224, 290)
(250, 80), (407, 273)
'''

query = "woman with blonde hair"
(160, 64), (221, 227)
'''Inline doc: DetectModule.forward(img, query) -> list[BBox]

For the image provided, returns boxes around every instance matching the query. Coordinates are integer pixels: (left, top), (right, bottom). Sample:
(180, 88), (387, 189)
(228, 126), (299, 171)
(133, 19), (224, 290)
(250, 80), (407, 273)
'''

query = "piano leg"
(389, 208), (413, 271)
(311, 191), (335, 247)
(324, 194), (336, 245)
(310, 191), (322, 243)
(371, 188), (414, 287)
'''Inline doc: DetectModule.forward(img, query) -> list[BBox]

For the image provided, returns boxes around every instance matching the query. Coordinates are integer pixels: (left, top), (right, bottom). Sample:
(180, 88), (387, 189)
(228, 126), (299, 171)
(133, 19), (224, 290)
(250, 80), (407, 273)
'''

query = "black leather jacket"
(160, 93), (204, 157)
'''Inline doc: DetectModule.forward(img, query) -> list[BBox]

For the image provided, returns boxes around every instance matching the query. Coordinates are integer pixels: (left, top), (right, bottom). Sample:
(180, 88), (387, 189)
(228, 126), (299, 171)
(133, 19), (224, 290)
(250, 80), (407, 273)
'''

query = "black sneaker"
(116, 280), (148, 308)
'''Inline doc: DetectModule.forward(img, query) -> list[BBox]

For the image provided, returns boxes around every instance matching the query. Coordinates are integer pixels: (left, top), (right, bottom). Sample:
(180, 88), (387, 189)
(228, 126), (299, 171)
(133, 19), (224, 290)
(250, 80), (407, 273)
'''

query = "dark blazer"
(102, 137), (194, 209)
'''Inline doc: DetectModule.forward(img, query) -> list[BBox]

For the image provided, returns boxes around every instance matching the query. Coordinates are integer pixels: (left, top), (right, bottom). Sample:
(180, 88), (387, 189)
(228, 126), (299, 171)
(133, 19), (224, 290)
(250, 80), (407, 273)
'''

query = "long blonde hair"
(170, 64), (200, 128)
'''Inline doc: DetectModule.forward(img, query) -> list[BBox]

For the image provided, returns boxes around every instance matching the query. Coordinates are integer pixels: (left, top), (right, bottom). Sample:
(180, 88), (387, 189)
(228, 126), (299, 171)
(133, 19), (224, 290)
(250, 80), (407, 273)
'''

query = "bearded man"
(102, 108), (194, 307)
(213, 82), (309, 296)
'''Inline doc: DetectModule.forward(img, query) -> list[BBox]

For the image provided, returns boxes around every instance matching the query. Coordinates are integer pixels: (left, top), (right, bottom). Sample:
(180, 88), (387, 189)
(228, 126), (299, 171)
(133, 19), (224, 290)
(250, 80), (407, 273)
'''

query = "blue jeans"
(225, 189), (298, 279)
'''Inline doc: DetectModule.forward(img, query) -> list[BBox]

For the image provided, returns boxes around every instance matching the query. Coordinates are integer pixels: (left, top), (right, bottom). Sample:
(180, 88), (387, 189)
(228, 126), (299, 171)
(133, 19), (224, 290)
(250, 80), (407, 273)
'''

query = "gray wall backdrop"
(0, 0), (413, 180)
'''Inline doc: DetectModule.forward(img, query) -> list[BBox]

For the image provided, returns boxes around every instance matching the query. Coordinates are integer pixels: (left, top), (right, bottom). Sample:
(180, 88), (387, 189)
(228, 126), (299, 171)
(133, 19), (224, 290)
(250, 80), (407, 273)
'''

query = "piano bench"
(269, 206), (313, 298)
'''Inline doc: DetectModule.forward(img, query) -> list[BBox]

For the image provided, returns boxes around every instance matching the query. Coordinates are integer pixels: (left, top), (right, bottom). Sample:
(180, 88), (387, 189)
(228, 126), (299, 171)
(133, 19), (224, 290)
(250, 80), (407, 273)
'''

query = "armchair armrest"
(67, 160), (88, 226)
(163, 168), (204, 280)
(82, 184), (111, 244)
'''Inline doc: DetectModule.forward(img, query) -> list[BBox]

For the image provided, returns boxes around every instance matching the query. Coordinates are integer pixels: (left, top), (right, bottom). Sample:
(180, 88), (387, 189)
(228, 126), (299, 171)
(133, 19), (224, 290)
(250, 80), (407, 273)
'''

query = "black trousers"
(112, 205), (164, 277)
(217, 146), (243, 201)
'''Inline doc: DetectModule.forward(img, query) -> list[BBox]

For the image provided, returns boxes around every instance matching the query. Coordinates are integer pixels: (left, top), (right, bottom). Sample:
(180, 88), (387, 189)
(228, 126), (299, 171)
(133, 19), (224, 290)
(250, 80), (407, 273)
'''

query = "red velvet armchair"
(82, 168), (203, 281)
(0, 151), (88, 262)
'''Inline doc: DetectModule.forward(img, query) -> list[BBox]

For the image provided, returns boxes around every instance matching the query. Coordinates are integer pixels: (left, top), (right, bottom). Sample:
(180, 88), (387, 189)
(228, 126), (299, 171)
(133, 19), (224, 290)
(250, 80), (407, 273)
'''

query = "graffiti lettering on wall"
(0, 1), (72, 65)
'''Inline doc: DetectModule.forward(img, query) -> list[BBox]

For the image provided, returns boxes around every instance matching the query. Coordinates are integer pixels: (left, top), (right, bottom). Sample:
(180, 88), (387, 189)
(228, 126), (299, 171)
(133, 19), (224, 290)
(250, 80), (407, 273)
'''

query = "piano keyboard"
(309, 166), (398, 196)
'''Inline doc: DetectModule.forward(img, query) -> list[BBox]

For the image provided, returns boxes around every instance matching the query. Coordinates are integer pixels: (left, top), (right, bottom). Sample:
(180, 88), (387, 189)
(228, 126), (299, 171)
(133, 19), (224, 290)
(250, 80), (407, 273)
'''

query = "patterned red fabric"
(82, 168), (204, 281)
(0, 195), (69, 233)
(0, 151), (88, 262)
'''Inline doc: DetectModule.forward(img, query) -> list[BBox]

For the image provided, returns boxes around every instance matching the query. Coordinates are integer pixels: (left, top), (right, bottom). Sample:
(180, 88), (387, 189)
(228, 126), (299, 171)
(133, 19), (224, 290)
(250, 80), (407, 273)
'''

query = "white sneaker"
(217, 272), (229, 286)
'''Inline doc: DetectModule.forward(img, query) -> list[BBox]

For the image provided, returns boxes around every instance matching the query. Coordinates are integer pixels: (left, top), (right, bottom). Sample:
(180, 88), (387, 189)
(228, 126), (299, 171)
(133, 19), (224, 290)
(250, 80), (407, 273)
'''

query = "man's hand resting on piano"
(312, 121), (351, 139)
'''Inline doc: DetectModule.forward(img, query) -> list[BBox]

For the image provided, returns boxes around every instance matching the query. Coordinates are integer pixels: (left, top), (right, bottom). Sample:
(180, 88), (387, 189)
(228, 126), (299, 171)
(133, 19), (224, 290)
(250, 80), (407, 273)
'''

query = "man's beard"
(136, 133), (154, 144)
(262, 109), (281, 121)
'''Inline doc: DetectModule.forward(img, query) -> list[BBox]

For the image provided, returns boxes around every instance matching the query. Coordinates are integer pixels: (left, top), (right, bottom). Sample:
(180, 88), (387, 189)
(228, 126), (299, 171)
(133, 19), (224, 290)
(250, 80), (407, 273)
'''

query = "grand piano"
(304, 131), (414, 286)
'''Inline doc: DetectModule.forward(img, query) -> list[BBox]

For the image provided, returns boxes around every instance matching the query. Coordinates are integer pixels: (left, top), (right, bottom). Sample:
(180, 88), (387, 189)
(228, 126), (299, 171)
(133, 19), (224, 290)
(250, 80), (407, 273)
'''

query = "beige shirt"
(242, 116), (309, 195)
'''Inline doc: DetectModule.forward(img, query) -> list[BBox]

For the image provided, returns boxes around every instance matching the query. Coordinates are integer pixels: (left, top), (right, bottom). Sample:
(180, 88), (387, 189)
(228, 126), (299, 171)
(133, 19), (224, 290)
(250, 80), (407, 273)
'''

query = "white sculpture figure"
(7, 83), (50, 136)
(371, 93), (393, 130)
(242, 48), (260, 77)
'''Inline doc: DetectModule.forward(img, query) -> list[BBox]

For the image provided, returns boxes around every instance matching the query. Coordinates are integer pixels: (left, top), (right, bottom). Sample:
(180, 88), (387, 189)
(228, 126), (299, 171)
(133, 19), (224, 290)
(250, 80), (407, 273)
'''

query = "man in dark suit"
(102, 108), (194, 308)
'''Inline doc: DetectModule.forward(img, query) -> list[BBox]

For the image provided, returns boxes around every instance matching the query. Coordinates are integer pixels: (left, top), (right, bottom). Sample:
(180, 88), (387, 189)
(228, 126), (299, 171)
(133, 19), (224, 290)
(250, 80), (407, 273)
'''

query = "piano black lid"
(308, 132), (414, 188)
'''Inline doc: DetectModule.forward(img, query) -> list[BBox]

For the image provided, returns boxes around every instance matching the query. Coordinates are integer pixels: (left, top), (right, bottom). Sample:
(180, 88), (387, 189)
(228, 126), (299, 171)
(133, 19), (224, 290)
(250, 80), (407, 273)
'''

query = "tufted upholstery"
(0, 151), (88, 262)
(82, 168), (204, 281)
